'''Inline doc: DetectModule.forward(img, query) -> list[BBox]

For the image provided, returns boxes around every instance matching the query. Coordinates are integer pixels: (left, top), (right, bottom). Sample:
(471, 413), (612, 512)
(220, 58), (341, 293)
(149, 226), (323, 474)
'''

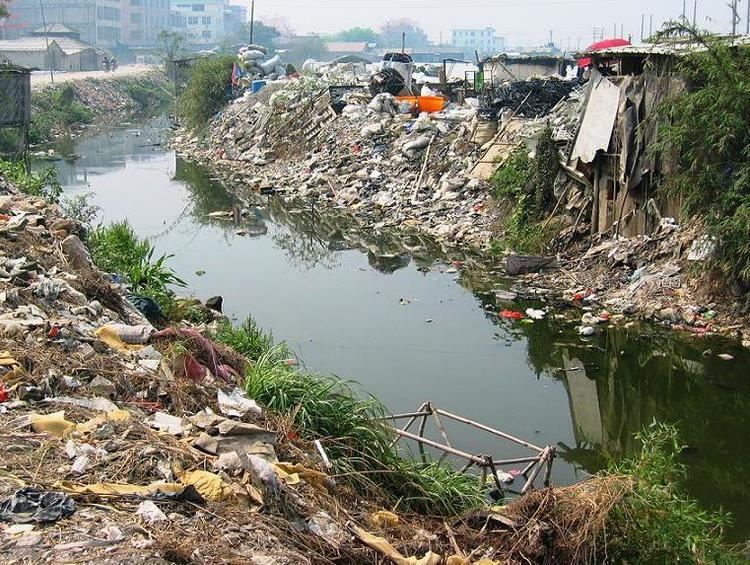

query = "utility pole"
(682, 0), (686, 20)
(731, 0), (738, 37)
(747, 0), (750, 34)
(39, 0), (54, 84)
(694, 1), (698, 27)
(649, 14), (653, 36)
(249, 0), (255, 43)
(641, 13), (645, 41)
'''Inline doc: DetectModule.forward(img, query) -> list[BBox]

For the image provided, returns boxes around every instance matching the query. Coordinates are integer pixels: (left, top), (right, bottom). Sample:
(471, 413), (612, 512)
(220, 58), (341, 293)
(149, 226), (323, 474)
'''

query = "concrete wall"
(489, 60), (563, 82)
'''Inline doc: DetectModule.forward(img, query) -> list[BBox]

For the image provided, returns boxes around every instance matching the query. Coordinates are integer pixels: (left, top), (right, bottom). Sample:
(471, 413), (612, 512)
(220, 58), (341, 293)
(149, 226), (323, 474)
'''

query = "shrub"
(606, 422), (739, 563)
(60, 192), (100, 228)
(0, 159), (62, 202)
(651, 25), (750, 286)
(123, 79), (172, 112)
(178, 55), (235, 130)
(30, 84), (93, 143)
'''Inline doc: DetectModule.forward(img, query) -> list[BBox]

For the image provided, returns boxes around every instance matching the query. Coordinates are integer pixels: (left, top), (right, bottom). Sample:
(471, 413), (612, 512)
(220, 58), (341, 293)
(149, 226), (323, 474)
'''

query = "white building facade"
(451, 27), (506, 58)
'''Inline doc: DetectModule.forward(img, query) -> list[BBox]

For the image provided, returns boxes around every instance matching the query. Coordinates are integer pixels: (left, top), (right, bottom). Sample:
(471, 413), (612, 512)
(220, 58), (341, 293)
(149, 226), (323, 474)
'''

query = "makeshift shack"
(485, 54), (572, 82)
(567, 41), (701, 237)
(0, 65), (31, 156)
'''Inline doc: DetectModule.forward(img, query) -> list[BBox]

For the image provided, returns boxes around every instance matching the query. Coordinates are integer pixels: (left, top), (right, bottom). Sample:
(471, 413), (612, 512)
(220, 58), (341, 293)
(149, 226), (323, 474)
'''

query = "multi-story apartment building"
(121, 0), (172, 47)
(170, 1), (246, 48)
(451, 27), (506, 58)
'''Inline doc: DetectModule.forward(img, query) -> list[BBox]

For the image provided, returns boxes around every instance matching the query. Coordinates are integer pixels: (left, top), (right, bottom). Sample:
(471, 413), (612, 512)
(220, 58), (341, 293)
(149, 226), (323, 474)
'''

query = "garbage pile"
(172, 78), (495, 246)
(236, 44), (286, 83)
(479, 77), (583, 119)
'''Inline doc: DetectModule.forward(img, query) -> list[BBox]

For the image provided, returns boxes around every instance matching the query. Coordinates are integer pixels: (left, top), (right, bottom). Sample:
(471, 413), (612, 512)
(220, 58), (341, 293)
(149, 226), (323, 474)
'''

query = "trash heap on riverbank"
(172, 74), (583, 248)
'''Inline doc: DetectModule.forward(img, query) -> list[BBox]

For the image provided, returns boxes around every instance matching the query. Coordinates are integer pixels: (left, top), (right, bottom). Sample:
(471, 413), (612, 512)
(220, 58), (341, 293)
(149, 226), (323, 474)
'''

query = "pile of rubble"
(518, 218), (750, 347)
(479, 78), (584, 120)
(173, 78), (500, 246)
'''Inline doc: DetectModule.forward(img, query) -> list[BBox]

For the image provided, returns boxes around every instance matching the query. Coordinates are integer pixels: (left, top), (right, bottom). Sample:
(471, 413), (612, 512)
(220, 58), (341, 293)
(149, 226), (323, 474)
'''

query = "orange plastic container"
(417, 96), (447, 113)
(395, 96), (419, 110)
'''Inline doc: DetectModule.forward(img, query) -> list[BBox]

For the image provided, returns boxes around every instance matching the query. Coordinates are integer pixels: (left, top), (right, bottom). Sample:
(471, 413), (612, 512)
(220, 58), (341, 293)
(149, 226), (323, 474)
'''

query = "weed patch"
(178, 55), (235, 131)
(0, 159), (62, 202)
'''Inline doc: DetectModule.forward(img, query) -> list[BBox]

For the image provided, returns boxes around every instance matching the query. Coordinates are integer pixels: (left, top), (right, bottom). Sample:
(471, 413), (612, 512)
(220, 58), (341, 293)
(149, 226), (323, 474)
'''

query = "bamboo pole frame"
(385, 401), (557, 495)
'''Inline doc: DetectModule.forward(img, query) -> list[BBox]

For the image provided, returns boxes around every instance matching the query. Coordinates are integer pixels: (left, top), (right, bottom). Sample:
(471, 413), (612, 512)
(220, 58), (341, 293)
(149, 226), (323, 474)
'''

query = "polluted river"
(42, 118), (750, 541)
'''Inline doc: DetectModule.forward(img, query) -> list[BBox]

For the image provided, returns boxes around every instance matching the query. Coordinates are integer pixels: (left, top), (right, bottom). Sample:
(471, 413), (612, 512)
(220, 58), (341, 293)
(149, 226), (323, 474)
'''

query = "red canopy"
(577, 38), (631, 68)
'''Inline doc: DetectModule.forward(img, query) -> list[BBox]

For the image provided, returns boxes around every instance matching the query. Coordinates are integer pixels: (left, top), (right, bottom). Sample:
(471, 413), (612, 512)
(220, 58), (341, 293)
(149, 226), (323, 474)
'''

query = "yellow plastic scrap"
(369, 510), (400, 529)
(95, 325), (144, 352)
(274, 462), (329, 492)
(55, 480), (185, 497)
(0, 351), (19, 368)
(446, 557), (470, 565)
(179, 470), (233, 502)
(76, 410), (132, 433)
(349, 523), (441, 565)
(30, 411), (75, 438)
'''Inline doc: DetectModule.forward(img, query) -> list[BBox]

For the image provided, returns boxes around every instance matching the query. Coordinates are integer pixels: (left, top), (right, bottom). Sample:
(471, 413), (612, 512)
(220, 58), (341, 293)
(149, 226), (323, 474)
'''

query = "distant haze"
(230, 0), (736, 48)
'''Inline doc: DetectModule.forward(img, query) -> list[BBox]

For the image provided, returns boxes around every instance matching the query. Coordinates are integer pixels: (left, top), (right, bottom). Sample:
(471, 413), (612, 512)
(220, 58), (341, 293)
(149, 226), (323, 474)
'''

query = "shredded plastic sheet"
(348, 522), (441, 565)
(0, 487), (75, 524)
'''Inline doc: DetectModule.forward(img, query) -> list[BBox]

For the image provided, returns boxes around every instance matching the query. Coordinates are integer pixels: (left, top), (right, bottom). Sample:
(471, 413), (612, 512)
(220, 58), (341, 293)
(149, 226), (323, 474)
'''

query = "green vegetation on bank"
(30, 84), (94, 144)
(0, 159), (62, 202)
(652, 26), (750, 288)
(178, 55), (235, 131)
(122, 77), (173, 113)
(213, 321), (486, 515)
(490, 124), (561, 254)
(604, 422), (739, 563)
(87, 220), (185, 314)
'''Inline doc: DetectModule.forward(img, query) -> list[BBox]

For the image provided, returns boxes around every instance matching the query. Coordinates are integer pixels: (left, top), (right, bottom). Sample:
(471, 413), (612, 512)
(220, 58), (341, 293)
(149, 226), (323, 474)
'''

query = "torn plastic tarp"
(0, 487), (75, 524)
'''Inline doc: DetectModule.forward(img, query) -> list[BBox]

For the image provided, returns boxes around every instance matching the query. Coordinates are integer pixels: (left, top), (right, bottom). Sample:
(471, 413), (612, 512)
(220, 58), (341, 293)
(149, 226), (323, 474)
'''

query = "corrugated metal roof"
(578, 35), (750, 58)
(32, 23), (81, 35)
(0, 37), (95, 55)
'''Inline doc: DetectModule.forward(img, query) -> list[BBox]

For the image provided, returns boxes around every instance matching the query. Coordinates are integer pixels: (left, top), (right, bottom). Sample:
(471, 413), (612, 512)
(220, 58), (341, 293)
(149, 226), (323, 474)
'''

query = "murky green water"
(42, 120), (750, 541)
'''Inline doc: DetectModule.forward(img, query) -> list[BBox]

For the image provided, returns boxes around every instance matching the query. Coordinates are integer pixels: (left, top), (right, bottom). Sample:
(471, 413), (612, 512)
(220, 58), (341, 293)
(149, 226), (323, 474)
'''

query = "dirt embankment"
(30, 68), (172, 144)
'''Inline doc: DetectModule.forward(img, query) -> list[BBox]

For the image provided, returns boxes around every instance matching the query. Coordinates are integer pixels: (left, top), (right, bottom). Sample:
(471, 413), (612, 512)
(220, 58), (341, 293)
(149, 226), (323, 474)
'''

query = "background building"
(451, 27), (506, 58)
(4, 0), (123, 48)
(121, 0), (172, 47)
(171, 0), (245, 49)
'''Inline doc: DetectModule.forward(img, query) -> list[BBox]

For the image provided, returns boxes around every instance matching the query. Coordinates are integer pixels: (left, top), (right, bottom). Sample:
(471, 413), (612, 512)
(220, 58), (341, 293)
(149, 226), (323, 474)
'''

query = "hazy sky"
(230, 0), (737, 48)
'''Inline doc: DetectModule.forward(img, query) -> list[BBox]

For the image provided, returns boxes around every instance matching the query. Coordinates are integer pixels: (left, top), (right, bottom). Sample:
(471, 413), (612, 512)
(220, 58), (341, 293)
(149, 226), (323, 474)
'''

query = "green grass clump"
(606, 422), (740, 563)
(87, 220), (184, 313)
(123, 78), (172, 112)
(490, 147), (531, 201)
(213, 316), (278, 361)
(244, 345), (485, 515)
(178, 55), (235, 131)
(0, 159), (62, 202)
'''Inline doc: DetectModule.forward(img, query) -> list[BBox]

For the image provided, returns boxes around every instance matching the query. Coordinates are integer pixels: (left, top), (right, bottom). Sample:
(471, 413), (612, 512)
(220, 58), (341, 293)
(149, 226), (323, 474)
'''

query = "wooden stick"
(382, 411), (431, 420)
(435, 408), (544, 452)
(394, 428), (487, 466)
(490, 455), (543, 466)
(444, 522), (464, 559)
(411, 134), (437, 203)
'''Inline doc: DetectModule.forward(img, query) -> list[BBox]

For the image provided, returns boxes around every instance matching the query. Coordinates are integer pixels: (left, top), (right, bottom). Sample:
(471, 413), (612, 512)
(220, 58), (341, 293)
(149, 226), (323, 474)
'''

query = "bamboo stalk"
(418, 411), (429, 465)
(485, 456), (506, 494)
(381, 411), (431, 420)
(388, 402), (428, 448)
(489, 455), (543, 467)
(543, 446), (556, 486)
(393, 428), (487, 466)
(435, 408), (544, 452)
(521, 447), (551, 494)
(429, 403), (454, 449)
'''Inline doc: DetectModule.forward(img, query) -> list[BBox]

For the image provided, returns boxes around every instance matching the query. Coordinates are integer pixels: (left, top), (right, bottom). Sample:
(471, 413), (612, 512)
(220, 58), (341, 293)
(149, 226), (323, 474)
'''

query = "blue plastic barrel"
(251, 80), (266, 93)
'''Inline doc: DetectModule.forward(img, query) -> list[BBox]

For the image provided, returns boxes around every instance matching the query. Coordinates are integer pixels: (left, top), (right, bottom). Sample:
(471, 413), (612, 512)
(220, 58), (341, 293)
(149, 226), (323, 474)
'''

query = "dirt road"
(31, 64), (157, 89)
